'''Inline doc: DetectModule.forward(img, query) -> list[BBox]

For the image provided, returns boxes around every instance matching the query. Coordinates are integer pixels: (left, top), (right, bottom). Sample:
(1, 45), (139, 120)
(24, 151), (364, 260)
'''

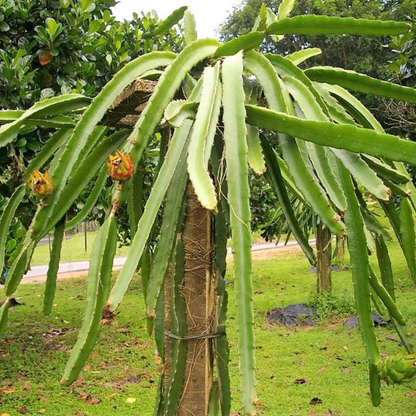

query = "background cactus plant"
(1, 2), (416, 414)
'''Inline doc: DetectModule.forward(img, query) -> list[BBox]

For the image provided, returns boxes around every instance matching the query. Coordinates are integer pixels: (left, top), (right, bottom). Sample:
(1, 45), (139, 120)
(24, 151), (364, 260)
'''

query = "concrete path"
(22, 239), (314, 280)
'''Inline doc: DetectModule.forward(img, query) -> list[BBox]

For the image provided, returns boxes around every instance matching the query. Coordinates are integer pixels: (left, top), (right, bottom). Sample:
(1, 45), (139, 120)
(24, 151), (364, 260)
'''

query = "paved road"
(22, 240), (314, 279)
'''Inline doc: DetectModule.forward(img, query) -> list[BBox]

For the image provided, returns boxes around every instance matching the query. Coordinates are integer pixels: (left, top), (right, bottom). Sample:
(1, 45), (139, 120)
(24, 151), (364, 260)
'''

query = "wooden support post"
(177, 184), (215, 415)
(316, 222), (332, 293)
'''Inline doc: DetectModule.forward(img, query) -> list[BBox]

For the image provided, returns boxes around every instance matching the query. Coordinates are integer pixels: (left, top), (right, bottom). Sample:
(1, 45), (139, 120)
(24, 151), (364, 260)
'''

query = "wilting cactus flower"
(27, 169), (53, 198)
(106, 150), (134, 181)
(378, 351), (416, 384)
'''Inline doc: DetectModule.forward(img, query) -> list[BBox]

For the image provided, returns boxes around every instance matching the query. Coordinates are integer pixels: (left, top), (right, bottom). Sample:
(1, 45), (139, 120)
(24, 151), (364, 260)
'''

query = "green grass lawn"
(30, 230), (272, 267)
(1, 241), (416, 415)
(31, 231), (130, 266)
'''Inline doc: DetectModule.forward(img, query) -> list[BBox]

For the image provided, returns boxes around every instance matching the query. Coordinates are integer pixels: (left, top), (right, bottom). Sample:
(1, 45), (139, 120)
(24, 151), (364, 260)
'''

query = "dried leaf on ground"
(86, 397), (100, 405)
(126, 397), (136, 403)
(294, 378), (309, 385)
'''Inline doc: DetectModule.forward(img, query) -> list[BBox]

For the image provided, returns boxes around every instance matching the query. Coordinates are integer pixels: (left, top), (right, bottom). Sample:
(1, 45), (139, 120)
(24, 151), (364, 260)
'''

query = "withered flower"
(27, 169), (53, 198)
(106, 150), (134, 181)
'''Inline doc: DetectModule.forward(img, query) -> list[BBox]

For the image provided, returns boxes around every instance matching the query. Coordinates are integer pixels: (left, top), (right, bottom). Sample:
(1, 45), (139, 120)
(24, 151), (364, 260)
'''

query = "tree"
(388, 15), (416, 138)
(0, 0), (182, 109)
(2, 3), (416, 415)
(0, 0), (184, 275)
(219, 0), (414, 130)
(220, 0), (415, 294)
(0, 0), (182, 191)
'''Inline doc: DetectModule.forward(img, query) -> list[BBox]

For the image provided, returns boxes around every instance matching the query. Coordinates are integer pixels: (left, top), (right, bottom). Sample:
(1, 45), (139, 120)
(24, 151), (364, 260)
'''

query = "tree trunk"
(109, 83), (217, 415)
(316, 222), (332, 293)
(336, 234), (345, 266)
(164, 184), (216, 415)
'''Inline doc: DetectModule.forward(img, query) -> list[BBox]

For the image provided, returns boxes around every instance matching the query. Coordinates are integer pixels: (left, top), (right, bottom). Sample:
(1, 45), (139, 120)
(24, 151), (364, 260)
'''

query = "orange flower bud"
(27, 169), (53, 198)
(106, 150), (134, 181)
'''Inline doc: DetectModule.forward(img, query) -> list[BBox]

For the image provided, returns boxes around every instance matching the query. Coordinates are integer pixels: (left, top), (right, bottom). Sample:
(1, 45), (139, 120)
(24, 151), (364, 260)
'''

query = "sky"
(111, 0), (243, 39)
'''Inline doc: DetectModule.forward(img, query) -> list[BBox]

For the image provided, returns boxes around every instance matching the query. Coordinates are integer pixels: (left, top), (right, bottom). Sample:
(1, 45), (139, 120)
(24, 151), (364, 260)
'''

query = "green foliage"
(0, 0), (183, 108)
(43, 217), (65, 315)
(219, 0), (414, 130)
(2, 244), (416, 415)
(378, 351), (416, 384)
(249, 172), (279, 239)
(60, 214), (117, 386)
(309, 290), (356, 320)
(1, 5), (416, 414)
(389, 15), (416, 140)
(0, 0), (184, 261)
(0, 185), (25, 276)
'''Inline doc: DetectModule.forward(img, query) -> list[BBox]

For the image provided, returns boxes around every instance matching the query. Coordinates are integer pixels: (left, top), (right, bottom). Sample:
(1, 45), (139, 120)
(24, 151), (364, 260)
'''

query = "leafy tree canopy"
(0, 0), (184, 260)
(219, 0), (415, 241)
(0, 0), (183, 191)
(388, 15), (416, 139)
(0, 0), (183, 109)
(219, 0), (414, 127)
